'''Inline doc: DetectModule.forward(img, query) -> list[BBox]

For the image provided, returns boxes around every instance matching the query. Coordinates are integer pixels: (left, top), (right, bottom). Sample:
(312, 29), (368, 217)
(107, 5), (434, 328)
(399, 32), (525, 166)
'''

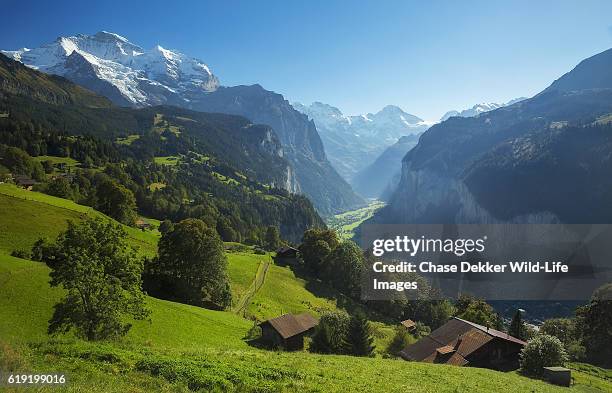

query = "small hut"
(14, 175), (37, 190)
(135, 218), (152, 230)
(273, 246), (299, 266)
(259, 313), (318, 350)
(400, 319), (416, 332)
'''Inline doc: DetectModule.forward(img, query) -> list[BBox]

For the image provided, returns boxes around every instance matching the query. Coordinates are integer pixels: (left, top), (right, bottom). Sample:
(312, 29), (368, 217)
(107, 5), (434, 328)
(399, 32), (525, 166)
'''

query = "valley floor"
(326, 200), (385, 240)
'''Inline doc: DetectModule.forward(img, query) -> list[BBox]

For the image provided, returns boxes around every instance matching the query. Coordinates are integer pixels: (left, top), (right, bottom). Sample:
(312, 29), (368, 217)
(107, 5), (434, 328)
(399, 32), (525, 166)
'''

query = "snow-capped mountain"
(1, 31), (219, 106)
(2, 31), (363, 215)
(292, 102), (430, 182)
(440, 98), (527, 121)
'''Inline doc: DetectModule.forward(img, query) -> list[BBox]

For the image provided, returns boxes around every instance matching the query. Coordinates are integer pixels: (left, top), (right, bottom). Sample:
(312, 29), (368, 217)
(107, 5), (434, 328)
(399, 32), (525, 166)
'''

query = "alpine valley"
(2, 32), (362, 215)
(0, 52), (323, 243)
(366, 47), (612, 225)
(292, 102), (430, 183)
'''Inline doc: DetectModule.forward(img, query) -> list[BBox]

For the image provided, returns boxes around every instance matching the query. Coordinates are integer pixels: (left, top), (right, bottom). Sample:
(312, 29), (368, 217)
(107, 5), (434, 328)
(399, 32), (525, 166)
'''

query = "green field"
(33, 155), (80, 168)
(249, 262), (336, 321)
(153, 156), (180, 166)
(326, 200), (385, 239)
(0, 184), (159, 257)
(0, 190), (609, 392)
(115, 134), (141, 145)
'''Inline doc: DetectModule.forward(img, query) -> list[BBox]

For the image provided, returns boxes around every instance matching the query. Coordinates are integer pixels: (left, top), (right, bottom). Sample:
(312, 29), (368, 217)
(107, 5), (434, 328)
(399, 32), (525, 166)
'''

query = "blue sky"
(1, 0), (611, 119)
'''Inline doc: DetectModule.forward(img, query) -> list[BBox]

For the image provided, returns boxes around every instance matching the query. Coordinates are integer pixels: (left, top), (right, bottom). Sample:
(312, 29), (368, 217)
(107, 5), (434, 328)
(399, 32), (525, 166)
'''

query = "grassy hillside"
(0, 254), (252, 350)
(0, 191), (609, 392)
(249, 262), (336, 320)
(0, 184), (159, 257)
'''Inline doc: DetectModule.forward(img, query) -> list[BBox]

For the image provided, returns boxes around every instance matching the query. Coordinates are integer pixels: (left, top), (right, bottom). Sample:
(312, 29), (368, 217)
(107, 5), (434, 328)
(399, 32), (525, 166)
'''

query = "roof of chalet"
(276, 246), (298, 256)
(260, 313), (318, 339)
(15, 177), (37, 186)
(400, 319), (416, 329)
(436, 345), (455, 355)
(400, 317), (526, 365)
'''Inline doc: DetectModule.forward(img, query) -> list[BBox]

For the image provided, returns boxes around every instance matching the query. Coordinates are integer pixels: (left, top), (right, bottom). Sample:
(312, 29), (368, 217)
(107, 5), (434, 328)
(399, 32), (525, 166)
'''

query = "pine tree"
(344, 313), (375, 357)
(509, 309), (526, 340)
(264, 225), (281, 251)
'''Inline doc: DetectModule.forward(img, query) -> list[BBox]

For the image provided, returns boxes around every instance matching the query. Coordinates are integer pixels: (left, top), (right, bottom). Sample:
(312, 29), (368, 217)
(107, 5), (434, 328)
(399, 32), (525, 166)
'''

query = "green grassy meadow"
(153, 156), (180, 166)
(326, 200), (385, 239)
(0, 187), (609, 392)
(0, 184), (159, 257)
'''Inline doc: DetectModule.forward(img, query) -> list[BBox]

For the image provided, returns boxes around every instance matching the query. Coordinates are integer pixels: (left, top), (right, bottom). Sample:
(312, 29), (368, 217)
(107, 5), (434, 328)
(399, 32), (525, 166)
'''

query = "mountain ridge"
(367, 47), (612, 226)
(3, 32), (363, 215)
(293, 101), (430, 182)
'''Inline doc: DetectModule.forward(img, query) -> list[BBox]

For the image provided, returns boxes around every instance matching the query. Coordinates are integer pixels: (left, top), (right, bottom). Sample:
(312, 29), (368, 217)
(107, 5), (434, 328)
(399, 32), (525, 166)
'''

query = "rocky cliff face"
(352, 133), (421, 199)
(294, 101), (430, 182)
(190, 85), (363, 215)
(368, 48), (612, 225)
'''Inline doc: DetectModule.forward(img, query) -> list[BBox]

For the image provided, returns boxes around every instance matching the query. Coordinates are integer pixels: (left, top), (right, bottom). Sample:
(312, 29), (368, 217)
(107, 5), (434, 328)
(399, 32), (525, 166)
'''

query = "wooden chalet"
(14, 175), (37, 190)
(273, 246), (299, 266)
(400, 317), (526, 371)
(259, 313), (318, 350)
(135, 218), (152, 230)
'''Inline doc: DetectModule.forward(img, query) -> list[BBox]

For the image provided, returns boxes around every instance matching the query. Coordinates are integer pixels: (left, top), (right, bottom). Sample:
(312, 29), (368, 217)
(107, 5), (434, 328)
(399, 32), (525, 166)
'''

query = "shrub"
(386, 326), (412, 357)
(520, 334), (568, 376)
(310, 310), (350, 354)
(10, 249), (30, 259)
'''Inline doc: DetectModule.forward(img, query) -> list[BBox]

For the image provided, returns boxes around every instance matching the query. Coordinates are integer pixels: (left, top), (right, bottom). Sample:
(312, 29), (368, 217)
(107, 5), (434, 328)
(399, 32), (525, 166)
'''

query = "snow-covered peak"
(366, 105), (423, 125)
(440, 98), (527, 121)
(293, 101), (431, 181)
(95, 31), (129, 43)
(1, 31), (219, 106)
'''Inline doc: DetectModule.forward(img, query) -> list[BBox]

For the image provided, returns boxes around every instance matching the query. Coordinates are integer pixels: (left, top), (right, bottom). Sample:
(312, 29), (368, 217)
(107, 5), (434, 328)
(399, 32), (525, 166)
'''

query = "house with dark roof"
(13, 175), (37, 190)
(273, 246), (299, 266)
(259, 313), (318, 350)
(400, 317), (526, 371)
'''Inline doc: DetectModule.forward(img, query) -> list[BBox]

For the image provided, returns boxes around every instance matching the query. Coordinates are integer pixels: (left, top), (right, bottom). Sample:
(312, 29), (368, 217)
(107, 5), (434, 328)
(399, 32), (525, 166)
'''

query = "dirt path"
(233, 258), (270, 316)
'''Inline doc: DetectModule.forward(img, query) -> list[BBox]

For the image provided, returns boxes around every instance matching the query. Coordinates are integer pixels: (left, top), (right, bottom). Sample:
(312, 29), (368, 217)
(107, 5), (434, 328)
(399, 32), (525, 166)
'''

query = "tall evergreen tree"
(344, 313), (375, 357)
(509, 309), (527, 340)
(264, 225), (281, 251)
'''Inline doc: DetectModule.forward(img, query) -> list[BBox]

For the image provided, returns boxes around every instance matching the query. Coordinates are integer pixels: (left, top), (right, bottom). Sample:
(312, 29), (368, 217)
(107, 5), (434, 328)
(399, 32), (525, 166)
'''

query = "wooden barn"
(14, 175), (37, 190)
(259, 313), (318, 350)
(400, 317), (526, 371)
(273, 246), (299, 266)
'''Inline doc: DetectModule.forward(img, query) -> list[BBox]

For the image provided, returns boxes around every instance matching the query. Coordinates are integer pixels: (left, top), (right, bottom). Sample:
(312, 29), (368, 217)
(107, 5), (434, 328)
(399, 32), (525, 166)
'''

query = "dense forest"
(0, 53), (323, 243)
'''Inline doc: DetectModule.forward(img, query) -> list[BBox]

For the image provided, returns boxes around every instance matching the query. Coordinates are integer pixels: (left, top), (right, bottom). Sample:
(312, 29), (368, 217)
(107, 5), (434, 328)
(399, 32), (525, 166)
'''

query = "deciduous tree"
(150, 218), (232, 310)
(43, 219), (149, 340)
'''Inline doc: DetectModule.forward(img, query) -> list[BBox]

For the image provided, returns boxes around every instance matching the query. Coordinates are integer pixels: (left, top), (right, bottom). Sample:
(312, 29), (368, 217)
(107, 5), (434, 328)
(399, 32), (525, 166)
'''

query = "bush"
(386, 326), (412, 357)
(310, 310), (350, 354)
(566, 341), (586, 362)
(520, 334), (568, 376)
(10, 249), (30, 259)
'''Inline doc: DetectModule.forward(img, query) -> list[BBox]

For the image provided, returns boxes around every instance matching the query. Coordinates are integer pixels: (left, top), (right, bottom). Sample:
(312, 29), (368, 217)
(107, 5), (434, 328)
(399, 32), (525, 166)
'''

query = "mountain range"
(0, 52), (323, 242)
(2, 32), (362, 215)
(367, 47), (612, 226)
(439, 98), (527, 122)
(293, 102), (430, 183)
